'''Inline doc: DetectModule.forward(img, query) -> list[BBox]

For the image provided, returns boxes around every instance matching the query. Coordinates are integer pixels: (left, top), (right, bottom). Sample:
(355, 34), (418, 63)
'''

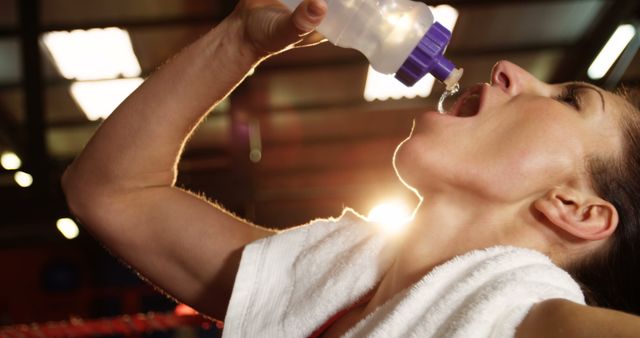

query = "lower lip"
(413, 111), (454, 128)
(419, 110), (458, 118)
(414, 110), (477, 128)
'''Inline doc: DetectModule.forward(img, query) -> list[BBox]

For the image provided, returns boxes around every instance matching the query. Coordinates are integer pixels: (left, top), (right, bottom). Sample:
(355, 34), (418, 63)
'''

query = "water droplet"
(438, 83), (460, 114)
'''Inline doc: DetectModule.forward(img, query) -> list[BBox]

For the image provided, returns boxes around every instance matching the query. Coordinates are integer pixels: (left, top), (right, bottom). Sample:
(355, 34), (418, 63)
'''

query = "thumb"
(247, 0), (327, 56)
(290, 0), (327, 34)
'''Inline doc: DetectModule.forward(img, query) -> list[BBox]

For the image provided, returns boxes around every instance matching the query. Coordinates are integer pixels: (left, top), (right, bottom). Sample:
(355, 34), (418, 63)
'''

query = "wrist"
(207, 16), (264, 73)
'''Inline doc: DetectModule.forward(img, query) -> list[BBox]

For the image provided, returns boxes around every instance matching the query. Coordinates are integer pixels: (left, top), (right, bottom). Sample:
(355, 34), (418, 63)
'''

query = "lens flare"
(368, 201), (412, 234)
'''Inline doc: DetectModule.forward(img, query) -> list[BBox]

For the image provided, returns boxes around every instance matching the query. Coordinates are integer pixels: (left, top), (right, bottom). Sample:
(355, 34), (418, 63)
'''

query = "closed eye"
(555, 85), (582, 110)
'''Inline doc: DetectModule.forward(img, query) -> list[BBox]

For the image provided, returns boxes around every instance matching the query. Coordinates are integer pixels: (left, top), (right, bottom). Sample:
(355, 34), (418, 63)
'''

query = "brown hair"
(571, 87), (640, 314)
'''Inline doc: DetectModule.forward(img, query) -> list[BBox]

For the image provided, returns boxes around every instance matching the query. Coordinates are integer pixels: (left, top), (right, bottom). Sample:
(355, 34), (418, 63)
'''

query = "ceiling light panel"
(42, 27), (141, 81)
(70, 78), (143, 121)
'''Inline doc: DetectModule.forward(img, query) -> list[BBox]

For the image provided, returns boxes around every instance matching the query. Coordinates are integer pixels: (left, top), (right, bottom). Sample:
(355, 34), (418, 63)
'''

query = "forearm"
(63, 17), (259, 203)
(517, 299), (640, 338)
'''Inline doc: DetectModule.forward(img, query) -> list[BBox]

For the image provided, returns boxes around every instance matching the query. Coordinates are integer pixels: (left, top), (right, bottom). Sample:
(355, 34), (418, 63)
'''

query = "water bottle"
(280, 0), (463, 88)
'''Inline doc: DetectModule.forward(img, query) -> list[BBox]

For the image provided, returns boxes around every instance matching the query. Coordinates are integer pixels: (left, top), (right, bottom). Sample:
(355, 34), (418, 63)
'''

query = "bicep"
(82, 186), (275, 319)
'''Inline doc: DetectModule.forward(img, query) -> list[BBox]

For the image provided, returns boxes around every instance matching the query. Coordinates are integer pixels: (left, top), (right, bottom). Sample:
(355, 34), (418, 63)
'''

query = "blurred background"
(0, 0), (638, 336)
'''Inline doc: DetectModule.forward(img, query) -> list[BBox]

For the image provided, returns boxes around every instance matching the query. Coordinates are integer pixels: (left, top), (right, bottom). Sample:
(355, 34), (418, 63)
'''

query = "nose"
(491, 60), (546, 97)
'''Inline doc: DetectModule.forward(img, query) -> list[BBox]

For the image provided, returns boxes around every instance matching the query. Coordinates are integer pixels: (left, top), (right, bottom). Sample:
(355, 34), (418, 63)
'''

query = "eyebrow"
(571, 81), (606, 113)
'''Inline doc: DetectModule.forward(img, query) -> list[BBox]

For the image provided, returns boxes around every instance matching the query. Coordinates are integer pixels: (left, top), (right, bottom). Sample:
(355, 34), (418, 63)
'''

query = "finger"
(270, 0), (327, 48)
(247, 0), (327, 56)
(291, 0), (327, 34)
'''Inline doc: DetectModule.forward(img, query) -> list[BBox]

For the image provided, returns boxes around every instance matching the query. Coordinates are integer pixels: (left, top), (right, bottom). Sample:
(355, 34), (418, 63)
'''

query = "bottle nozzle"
(394, 22), (460, 88)
(443, 68), (463, 91)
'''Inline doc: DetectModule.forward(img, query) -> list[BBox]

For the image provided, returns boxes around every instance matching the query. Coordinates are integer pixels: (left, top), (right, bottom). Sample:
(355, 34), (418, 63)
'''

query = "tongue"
(458, 95), (480, 117)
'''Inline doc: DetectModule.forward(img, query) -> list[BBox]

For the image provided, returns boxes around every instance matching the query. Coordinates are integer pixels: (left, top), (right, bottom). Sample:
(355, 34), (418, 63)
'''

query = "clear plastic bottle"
(280, 0), (463, 89)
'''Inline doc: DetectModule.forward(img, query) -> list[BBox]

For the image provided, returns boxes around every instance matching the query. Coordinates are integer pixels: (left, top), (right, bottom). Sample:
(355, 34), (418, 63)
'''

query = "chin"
(392, 135), (423, 198)
(393, 129), (474, 200)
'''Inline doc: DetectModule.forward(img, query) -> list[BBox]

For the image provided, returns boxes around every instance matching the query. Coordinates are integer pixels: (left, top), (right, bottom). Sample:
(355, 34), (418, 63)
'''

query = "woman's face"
(394, 60), (627, 203)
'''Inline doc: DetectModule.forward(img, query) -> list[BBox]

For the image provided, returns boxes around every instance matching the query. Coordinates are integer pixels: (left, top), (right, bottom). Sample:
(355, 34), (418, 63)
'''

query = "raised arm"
(61, 0), (326, 319)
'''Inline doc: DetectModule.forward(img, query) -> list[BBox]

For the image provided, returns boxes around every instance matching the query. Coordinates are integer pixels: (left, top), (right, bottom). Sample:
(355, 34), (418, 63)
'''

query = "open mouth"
(447, 84), (484, 118)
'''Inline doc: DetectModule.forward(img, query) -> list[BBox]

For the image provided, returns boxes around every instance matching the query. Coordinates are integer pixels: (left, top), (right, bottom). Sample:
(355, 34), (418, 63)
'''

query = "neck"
(364, 192), (536, 313)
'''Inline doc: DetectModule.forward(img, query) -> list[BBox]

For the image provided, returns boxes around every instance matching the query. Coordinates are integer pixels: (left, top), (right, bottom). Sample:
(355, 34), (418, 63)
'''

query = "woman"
(61, 0), (640, 336)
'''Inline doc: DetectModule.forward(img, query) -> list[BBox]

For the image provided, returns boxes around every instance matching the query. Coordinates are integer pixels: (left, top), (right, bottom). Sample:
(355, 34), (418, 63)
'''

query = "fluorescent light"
(588, 24), (637, 80)
(432, 5), (459, 32)
(363, 5), (458, 101)
(368, 200), (413, 234)
(1, 152), (21, 170)
(14, 171), (33, 187)
(70, 78), (144, 120)
(364, 69), (436, 101)
(56, 218), (80, 240)
(43, 27), (141, 81)
(43, 27), (144, 120)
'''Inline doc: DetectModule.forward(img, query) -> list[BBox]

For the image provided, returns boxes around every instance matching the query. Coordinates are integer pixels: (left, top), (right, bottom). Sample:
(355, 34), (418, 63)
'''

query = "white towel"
(342, 246), (585, 338)
(223, 210), (585, 338)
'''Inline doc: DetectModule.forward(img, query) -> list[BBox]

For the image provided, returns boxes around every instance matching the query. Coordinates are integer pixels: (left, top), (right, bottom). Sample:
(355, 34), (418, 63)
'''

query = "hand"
(230, 0), (328, 58)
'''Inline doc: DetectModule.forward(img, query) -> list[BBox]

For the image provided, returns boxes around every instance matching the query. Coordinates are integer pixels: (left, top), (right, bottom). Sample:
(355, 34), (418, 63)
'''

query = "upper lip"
(448, 83), (486, 118)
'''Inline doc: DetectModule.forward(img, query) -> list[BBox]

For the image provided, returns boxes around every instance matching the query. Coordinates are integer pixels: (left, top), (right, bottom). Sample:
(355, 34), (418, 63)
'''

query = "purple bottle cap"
(395, 22), (456, 87)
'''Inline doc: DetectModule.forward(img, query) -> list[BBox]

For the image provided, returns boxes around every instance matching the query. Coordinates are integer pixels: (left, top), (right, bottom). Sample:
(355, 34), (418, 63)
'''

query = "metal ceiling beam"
(0, 105), (23, 152)
(19, 0), (49, 195)
(603, 21), (640, 90)
(40, 15), (224, 32)
(0, 28), (17, 38)
(552, 0), (639, 83)
(0, 0), (594, 36)
(0, 39), (569, 91)
(0, 13), (229, 38)
(427, 0), (594, 5)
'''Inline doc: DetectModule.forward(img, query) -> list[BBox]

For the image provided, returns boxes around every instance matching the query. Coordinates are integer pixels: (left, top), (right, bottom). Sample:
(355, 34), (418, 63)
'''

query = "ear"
(533, 188), (618, 241)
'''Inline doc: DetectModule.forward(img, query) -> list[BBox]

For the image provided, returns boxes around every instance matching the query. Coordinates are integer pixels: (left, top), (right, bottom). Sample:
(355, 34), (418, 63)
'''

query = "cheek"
(393, 112), (585, 200)
(393, 131), (483, 193)
(486, 121), (583, 190)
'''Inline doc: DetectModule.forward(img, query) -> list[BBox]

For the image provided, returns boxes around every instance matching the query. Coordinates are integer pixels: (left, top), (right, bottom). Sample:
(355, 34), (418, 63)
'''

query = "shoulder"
(516, 299), (640, 338)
